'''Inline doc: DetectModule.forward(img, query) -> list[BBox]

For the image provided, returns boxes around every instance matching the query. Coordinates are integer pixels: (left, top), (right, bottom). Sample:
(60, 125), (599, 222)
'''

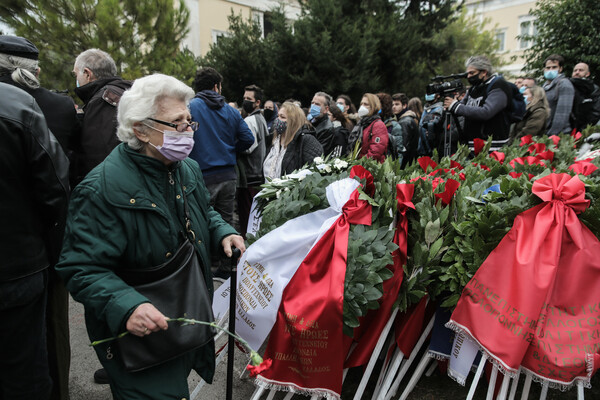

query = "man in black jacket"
(0, 82), (69, 400)
(73, 48), (132, 183)
(444, 55), (512, 151)
(392, 93), (420, 167)
(309, 91), (336, 155)
(570, 62), (600, 130)
(239, 84), (268, 236)
(0, 35), (78, 400)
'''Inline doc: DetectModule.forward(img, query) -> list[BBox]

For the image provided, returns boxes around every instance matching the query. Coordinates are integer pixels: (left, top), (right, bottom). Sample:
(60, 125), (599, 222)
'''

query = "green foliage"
(430, 8), (505, 78)
(0, 0), (199, 94)
(249, 115), (600, 334)
(250, 156), (402, 335)
(522, 0), (600, 85)
(200, 0), (501, 104)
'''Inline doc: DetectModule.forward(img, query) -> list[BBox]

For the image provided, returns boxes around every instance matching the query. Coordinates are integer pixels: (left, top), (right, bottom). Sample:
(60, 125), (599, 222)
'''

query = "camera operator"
(444, 55), (512, 152)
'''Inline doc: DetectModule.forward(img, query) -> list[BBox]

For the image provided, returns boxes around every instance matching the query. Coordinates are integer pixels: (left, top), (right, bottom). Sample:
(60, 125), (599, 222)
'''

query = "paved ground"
(68, 289), (600, 400)
(68, 284), (258, 400)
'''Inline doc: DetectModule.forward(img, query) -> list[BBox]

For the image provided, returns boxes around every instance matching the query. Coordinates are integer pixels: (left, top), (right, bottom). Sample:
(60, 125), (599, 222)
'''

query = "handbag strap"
(179, 181), (196, 240)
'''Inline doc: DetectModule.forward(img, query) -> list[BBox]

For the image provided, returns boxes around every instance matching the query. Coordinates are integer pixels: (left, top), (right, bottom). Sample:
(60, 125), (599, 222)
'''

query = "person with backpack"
(444, 55), (514, 152)
(377, 92), (405, 162)
(391, 93), (419, 167)
(542, 54), (574, 135)
(418, 93), (444, 158)
(349, 93), (388, 163)
(509, 85), (550, 144)
(570, 62), (600, 131)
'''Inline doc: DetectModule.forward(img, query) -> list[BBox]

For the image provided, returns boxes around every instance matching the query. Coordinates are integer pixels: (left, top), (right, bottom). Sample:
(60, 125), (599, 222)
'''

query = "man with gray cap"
(72, 48), (131, 183)
(444, 55), (513, 151)
(0, 35), (77, 400)
(0, 35), (80, 167)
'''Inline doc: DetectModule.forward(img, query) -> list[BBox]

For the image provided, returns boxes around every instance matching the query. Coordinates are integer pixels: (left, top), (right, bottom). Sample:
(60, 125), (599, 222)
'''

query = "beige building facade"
(465, 0), (537, 77)
(182, 0), (301, 57)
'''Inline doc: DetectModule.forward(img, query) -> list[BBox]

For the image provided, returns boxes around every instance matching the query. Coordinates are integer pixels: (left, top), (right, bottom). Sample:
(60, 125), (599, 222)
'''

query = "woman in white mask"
(352, 93), (389, 162)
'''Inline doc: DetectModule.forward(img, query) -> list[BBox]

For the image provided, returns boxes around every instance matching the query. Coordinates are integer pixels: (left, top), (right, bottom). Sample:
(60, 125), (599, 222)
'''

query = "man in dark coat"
(0, 82), (70, 400)
(0, 35), (78, 400)
(308, 91), (336, 155)
(445, 55), (512, 152)
(239, 84), (268, 236)
(73, 48), (132, 184)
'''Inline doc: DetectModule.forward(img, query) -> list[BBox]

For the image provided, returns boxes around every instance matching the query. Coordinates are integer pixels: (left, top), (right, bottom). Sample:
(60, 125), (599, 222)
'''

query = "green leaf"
(429, 237), (444, 259)
(357, 253), (374, 265)
(364, 286), (383, 301)
(424, 219), (441, 245)
(358, 187), (380, 206)
(441, 293), (461, 308)
(465, 196), (486, 205)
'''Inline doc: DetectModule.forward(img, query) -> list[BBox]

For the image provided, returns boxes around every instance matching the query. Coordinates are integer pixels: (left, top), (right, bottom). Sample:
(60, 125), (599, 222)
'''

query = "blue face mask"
(337, 103), (345, 113)
(76, 78), (80, 88)
(309, 104), (321, 119)
(544, 69), (559, 80)
(523, 95), (529, 105)
(425, 94), (435, 102)
(519, 86), (527, 94)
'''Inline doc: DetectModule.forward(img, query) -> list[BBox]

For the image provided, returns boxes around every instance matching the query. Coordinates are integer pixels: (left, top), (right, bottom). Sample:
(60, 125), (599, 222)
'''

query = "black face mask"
(242, 100), (255, 114)
(468, 75), (483, 86)
(263, 108), (274, 121)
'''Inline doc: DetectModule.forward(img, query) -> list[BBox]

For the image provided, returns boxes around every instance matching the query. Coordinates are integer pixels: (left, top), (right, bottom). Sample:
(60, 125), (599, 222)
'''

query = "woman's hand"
(126, 303), (169, 337)
(221, 234), (246, 258)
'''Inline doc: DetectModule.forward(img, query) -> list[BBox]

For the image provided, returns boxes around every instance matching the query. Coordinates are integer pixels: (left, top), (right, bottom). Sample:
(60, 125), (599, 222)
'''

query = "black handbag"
(116, 183), (216, 372)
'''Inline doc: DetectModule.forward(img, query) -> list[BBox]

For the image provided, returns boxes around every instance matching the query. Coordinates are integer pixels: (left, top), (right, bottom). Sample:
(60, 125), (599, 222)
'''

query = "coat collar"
(100, 144), (199, 210)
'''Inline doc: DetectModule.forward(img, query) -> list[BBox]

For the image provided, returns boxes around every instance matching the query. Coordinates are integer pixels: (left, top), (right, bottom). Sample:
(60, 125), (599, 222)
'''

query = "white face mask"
(357, 105), (369, 118)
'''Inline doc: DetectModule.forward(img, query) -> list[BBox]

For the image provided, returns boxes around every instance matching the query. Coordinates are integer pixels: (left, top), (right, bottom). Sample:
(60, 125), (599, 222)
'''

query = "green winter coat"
(56, 144), (238, 399)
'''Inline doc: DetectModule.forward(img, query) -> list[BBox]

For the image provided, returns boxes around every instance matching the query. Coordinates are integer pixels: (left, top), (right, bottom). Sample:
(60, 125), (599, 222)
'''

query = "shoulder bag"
(116, 182), (215, 372)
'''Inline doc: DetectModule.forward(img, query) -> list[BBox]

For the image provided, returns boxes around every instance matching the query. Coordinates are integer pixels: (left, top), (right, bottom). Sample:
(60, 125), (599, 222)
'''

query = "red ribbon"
(344, 184), (415, 368)
(508, 156), (547, 169)
(435, 178), (460, 206)
(569, 160), (598, 176)
(259, 166), (373, 396)
(520, 135), (533, 146)
(473, 138), (485, 155)
(450, 174), (600, 387)
(418, 156), (438, 172)
(490, 151), (505, 163)
(451, 160), (464, 170)
(528, 143), (547, 154)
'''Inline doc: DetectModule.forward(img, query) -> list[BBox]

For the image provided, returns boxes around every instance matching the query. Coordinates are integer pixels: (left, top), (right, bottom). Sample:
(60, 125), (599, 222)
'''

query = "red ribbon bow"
(533, 173), (589, 213)
(569, 160), (598, 176)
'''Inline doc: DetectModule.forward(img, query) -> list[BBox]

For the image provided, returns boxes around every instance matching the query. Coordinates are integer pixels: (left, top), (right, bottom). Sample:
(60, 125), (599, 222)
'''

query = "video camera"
(426, 72), (468, 96)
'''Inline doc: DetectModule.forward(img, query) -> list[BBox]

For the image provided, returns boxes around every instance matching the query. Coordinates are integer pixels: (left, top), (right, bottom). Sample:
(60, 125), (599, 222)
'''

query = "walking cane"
(226, 247), (241, 400)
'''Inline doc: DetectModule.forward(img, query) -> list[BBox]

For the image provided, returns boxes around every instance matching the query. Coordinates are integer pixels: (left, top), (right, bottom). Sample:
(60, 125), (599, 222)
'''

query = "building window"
(211, 29), (230, 45)
(252, 11), (265, 38)
(495, 29), (506, 52)
(519, 16), (537, 49)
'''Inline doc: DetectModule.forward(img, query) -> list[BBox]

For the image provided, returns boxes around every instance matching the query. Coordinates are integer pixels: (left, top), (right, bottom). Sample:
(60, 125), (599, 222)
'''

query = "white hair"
(466, 55), (494, 75)
(117, 74), (195, 150)
(0, 53), (40, 89)
(74, 48), (117, 79)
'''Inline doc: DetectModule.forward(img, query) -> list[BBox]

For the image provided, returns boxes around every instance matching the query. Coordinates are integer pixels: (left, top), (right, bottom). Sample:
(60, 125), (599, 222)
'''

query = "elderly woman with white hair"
(56, 73), (245, 399)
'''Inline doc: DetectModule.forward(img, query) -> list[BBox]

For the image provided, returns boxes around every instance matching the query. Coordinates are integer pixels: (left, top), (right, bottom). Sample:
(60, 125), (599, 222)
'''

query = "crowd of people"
(1, 32), (599, 400)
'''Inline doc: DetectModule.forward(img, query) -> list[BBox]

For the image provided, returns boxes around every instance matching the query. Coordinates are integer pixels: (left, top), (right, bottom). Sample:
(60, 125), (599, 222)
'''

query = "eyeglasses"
(146, 117), (199, 132)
